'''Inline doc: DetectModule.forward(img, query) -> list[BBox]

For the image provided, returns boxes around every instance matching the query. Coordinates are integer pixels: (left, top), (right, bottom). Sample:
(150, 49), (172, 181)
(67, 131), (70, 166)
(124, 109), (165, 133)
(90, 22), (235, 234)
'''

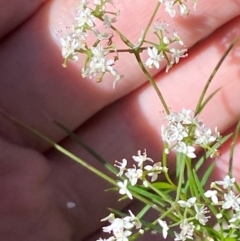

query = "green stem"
(175, 153), (186, 201)
(134, 51), (169, 114)
(140, 2), (161, 47)
(229, 120), (240, 176)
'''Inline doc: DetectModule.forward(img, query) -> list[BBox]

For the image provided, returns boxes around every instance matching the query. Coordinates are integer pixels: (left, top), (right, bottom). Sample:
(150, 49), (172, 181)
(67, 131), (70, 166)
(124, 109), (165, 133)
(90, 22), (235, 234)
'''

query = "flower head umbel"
(59, 0), (122, 88)
(115, 150), (167, 193)
(99, 212), (142, 241)
(161, 109), (221, 158)
(145, 23), (187, 72)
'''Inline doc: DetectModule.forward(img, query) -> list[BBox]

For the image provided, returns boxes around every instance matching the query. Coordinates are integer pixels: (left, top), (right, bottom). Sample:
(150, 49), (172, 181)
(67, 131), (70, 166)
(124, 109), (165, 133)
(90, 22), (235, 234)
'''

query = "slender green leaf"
(195, 38), (239, 116)
(52, 120), (118, 175)
(193, 170), (218, 215)
(195, 133), (232, 172)
(229, 120), (240, 176)
(200, 162), (215, 187)
(176, 152), (184, 178)
(0, 110), (117, 185)
(129, 185), (165, 206)
(197, 87), (221, 113)
(152, 182), (175, 190)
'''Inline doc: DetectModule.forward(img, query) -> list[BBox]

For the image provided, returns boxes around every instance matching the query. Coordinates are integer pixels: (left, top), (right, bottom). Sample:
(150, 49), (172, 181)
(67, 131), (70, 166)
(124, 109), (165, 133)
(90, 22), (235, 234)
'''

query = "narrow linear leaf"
(197, 87), (221, 113)
(229, 120), (240, 176)
(195, 133), (232, 172)
(200, 162), (215, 187)
(195, 38), (239, 116)
(193, 170), (218, 215)
(53, 120), (118, 175)
(152, 182), (175, 190)
(0, 109), (117, 185)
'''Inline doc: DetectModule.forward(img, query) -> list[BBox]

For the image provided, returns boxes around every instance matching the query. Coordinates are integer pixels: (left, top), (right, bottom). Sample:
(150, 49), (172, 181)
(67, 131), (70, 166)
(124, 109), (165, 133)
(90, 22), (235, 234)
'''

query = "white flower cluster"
(205, 175), (240, 230)
(159, 0), (199, 17)
(97, 211), (143, 241)
(161, 109), (221, 158)
(159, 196), (210, 240)
(145, 22), (187, 72)
(115, 150), (168, 200)
(157, 176), (239, 240)
(60, 0), (123, 88)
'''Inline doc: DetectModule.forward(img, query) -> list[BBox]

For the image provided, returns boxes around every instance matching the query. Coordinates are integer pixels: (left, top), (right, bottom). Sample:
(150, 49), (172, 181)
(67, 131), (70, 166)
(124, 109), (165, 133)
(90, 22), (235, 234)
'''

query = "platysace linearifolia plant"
(56, 0), (240, 241)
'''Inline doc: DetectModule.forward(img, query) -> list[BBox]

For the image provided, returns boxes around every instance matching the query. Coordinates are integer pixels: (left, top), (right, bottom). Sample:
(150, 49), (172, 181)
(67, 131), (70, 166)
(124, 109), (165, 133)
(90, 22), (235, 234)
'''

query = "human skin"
(0, 0), (240, 240)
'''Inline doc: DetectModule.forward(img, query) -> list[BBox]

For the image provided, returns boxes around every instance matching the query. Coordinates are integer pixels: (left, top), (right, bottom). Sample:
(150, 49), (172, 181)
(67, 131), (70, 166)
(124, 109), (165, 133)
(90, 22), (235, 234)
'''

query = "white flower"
(132, 150), (153, 167)
(115, 159), (127, 177)
(75, 7), (96, 28)
(178, 197), (196, 208)
(174, 231), (187, 241)
(117, 180), (133, 199)
(77, 0), (89, 9)
(102, 216), (133, 240)
(112, 218), (133, 240)
(128, 210), (142, 229)
(153, 22), (169, 33)
(91, 43), (109, 59)
(97, 237), (115, 241)
(194, 205), (210, 225)
(204, 190), (219, 204)
(60, 34), (81, 61)
(174, 219), (195, 240)
(222, 190), (240, 210)
(144, 162), (163, 182)
(173, 31), (184, 46)
(175, 142), (196, 159)
(229, 210), (240, 223)
(145, 47), (164, 69)
(92, 29), (110, 41)
(178, 4), (189, 16)
(102, 13), (119, 28)
(215, 175), (235, 189)
(163, 1), (176, 18)
(125, 166), (143, 186)
(180, 219), (195, 238)
(165, 109), (196, 125)
(91, 57), (114, 74)
(158, 219), (169, 239)
(169, 48), (188, 64)
(161, 123), (189, 145)
(195, 125), (218, 146)
(101, 213), (115, 223)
